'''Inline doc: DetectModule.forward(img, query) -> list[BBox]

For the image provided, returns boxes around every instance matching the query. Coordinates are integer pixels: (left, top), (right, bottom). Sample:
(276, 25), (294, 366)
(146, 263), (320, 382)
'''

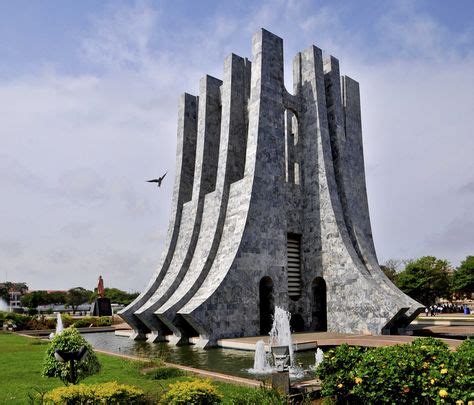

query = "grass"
(0, 332), (258, 404)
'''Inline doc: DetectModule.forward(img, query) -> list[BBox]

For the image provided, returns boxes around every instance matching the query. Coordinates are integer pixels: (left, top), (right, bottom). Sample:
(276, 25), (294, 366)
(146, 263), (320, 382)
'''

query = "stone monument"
(119, 29), (422, 346)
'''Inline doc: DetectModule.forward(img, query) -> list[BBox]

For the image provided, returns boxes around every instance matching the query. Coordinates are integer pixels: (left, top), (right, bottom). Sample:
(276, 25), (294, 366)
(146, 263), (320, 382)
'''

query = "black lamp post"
(54, 346), (88, 385)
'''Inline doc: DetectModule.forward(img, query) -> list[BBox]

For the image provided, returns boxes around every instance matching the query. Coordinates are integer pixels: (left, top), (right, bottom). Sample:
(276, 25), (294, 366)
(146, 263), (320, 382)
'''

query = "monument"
(91, 275), (112, 316)
(119, 29), (422, 347)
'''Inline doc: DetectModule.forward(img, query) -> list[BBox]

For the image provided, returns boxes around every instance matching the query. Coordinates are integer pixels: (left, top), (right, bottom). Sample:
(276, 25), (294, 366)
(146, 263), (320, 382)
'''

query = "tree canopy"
(395, 256), (451, 306)
(20, 290), (68, 308)
(66, 288), (94, 313)
(0, 282), (28, 304)
(90, 288), (138, 305)
(451, 256), (474, 298)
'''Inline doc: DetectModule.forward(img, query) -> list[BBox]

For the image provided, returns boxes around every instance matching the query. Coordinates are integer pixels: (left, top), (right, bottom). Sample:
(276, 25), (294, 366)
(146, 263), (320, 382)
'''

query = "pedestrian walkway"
(217, 331), (463, 351)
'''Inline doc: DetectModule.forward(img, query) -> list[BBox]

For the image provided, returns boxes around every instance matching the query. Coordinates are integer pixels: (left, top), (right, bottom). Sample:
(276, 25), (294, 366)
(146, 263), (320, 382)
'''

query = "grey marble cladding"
(119, 28), (423, 345)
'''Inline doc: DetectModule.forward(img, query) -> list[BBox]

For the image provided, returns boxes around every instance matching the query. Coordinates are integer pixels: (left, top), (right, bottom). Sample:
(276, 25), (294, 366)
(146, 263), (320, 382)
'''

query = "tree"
(396, 256), (451, 306)
(91, 288), (139, 305)
(20, 290), (49, 309)
(47, 291), (68, 305)
(451, 256), (474, 298)
(66, 288), (93, 314)
(0, 282), (28, 304)
(380, 266), (397, 283)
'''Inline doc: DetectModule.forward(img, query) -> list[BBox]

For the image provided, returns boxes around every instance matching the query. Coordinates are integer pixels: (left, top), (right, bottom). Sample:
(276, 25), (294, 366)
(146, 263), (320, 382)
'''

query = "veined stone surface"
(119, 29), (423, 346)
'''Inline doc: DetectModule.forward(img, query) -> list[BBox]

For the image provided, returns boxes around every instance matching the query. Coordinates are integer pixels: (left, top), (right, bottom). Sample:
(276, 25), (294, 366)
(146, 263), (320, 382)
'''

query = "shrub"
(0, 311), (32, 329)
(160, 379), (222, 404)
(72, 316), (112, 328)
(26, 316), (56, 330)
(449, 338), (474, 403)
(42, 327), (101, 385)
(146, 366), (185, 380)
(315, 344), (367, 402)
(316, 338), (473, 404)
(43, 381), (146, 404)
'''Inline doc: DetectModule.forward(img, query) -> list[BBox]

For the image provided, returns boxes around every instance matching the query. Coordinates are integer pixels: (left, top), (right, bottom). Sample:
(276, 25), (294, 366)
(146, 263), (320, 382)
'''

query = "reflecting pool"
(84, 332), (318, 380)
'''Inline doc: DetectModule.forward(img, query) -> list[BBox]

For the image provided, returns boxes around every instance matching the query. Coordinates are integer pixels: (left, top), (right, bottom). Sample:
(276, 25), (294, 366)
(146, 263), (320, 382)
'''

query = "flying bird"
(147, 172), (167, 187)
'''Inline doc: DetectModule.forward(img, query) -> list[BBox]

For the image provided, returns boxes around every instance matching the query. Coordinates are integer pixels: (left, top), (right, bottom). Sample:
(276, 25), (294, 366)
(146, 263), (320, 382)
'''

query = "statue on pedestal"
(91, 275), (112, 317)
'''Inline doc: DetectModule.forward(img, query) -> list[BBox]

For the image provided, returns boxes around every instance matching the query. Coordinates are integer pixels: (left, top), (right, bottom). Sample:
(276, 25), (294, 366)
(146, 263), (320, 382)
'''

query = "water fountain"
(50, 312), (64, 339)
(315, 347), (324, 368)
(248, 340), (272, 374)
(269, 307), (294, 366)
(249, 306), (306, 379)
(56, 312), (64, 334)
(0, 298), (9, 312)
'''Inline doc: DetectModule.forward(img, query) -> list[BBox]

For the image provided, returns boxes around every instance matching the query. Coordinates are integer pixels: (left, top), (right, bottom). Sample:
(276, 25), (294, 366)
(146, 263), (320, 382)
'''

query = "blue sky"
(1, 0), (473, 291)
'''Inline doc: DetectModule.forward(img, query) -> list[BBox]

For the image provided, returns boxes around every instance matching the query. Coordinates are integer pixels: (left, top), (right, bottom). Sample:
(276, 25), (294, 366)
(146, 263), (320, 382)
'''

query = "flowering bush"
(315, 344), (367, 402)
(315, 337), (473, 404)
(43, 381), (146, 404)
(160, 379), (222, 404)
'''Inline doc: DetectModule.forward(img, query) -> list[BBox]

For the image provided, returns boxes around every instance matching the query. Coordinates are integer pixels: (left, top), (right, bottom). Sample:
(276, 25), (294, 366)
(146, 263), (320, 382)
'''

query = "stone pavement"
(217, 331), (463, 351)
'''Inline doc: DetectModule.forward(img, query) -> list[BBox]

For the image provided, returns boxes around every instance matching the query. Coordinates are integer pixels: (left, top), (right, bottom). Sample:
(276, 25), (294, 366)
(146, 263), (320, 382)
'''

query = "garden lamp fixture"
(54, 346), (88, 384)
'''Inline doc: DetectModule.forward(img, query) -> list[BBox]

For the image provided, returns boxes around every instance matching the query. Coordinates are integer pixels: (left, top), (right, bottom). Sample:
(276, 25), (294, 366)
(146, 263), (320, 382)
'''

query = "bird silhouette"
(147, 172), (167, 187)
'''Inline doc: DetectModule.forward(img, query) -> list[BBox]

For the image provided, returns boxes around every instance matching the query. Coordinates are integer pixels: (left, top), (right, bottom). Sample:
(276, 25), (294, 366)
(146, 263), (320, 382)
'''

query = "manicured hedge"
(0, 311), (111, 331)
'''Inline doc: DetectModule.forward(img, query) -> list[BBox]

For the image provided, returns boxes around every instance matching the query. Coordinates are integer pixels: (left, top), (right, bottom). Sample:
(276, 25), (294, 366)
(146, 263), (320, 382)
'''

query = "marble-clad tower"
(119, 29), (422, 347)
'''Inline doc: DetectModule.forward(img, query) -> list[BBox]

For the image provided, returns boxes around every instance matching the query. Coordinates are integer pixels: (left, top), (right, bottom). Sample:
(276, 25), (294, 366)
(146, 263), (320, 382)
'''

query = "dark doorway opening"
(311, 277), (327, 331)
(259, 277), (274, 335)
(290, 313), (305, 332)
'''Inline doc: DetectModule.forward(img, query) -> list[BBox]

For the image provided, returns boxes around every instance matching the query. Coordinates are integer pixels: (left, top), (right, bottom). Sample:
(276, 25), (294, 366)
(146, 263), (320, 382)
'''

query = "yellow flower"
(441, 368), (448, 374)
(337, 383), (343, 389)
(430, 379), (436, 385)
(354, 377), (362, 384)
(455, 400), (464, 405)
(440, 364), (445, 368)
(423, 362), (429, 369)
(439, 389), (448, 398)
(432, 356), (437, 360)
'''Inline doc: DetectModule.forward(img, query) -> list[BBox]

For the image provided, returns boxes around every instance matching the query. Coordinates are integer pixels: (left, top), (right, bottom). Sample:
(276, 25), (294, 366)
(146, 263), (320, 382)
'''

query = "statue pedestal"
(91, 298), (112, 316)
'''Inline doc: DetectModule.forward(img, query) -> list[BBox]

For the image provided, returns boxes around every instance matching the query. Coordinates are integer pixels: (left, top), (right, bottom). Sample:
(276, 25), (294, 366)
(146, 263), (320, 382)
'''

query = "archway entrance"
(259, 277), (274, 335)
(311, 277), (327, 331)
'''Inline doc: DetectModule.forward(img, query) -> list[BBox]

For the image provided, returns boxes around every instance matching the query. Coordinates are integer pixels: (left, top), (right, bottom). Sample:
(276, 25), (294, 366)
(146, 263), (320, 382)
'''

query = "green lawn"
(0, 332), (257, 404)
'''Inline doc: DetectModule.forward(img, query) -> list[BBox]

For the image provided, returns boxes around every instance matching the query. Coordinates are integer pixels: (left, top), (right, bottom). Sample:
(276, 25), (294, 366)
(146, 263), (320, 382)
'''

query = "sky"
(1, 0), (473, 292)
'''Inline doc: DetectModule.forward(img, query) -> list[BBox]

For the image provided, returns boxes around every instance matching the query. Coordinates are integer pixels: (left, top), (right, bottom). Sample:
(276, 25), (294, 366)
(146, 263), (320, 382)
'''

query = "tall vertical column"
(324, 58), (365, 266)
(342, 76), (377, 267)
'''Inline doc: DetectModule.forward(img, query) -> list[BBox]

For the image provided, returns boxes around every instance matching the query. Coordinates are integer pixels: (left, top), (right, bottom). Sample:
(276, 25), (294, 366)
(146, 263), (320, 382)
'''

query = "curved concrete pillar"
(118, 93), (197, 339)
(155, 54), (251, 344)
(133, 75), (222, 339)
